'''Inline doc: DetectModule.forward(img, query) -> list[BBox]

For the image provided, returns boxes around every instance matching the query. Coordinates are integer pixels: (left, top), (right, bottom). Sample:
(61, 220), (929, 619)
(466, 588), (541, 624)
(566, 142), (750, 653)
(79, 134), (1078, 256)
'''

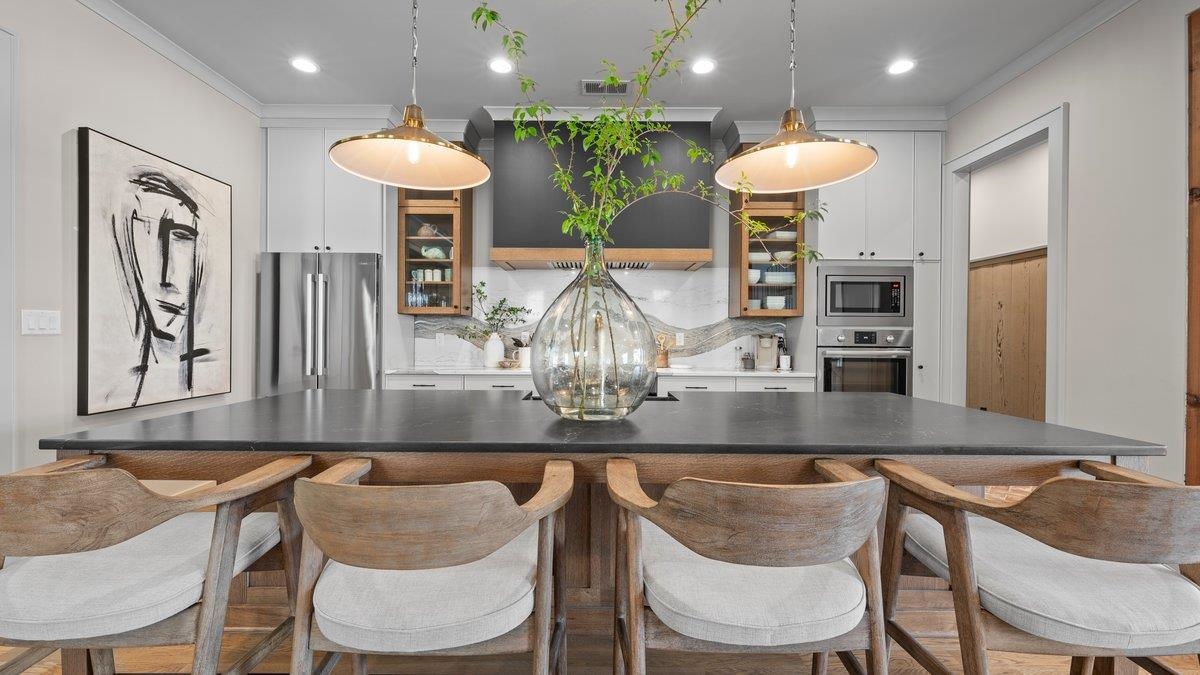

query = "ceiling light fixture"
(691, 58), (716, 75)
(328, 0), (491, 190)
(887, 58), (916, 75)
(715, 0), (877, 194)
(289, 56), (320, 74)
(488, 57), (514, 74)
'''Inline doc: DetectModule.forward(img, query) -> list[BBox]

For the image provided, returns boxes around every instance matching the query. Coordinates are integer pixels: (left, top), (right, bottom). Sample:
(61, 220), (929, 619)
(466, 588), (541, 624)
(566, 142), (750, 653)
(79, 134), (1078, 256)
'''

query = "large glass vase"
(531, 236), (656, 421)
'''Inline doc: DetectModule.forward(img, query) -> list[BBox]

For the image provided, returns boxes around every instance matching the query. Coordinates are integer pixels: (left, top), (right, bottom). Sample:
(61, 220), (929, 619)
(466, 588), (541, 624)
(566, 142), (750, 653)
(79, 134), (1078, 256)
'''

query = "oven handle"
(820, 349), (912, 359)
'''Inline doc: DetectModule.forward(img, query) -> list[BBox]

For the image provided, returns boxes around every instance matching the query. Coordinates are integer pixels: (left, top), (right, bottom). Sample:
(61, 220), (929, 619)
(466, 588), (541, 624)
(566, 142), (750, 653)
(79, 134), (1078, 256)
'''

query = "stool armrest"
(1079, 460), (1177, 487)
(521, 460), (575, 519)
(875, 459), (1005, 517)
(11, 455), (107, 475)
(309, 458), (373, 485)
(606, 458), (657, 513)
(814, 459), (872, 484)
(187, 455), (312, 508)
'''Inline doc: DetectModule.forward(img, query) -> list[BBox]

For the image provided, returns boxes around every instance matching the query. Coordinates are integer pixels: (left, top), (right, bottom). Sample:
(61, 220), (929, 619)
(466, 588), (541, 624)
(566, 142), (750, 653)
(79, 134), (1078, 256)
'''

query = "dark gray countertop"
(40, 390), (1164, 456)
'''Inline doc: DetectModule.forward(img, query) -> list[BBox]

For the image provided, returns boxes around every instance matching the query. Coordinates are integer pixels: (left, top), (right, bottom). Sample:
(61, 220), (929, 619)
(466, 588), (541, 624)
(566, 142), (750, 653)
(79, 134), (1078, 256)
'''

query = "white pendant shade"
(715, 108), (878, 194)
(329, 105), (491, 190)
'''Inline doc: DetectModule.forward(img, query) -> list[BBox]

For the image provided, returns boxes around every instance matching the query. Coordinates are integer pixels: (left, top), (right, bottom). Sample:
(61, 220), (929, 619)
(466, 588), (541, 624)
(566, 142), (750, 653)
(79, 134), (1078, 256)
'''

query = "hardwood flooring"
(3, 633), (1198, 674)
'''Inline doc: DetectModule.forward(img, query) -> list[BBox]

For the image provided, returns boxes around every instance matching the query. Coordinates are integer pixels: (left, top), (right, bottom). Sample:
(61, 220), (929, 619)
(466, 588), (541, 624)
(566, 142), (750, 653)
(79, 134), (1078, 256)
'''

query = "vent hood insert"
(490, 121), (714, 271)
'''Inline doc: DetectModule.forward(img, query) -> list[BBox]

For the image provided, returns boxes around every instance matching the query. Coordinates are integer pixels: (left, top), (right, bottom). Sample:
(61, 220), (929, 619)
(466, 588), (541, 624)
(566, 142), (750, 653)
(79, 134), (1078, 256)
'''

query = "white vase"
(483, 333), (506, 368)
(517, 346), (532, 369)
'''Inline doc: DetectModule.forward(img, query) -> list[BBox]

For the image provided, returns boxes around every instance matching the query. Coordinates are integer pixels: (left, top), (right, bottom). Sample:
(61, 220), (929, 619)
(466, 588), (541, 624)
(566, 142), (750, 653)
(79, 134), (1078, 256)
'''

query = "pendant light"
(329, 0), (491, 190)
(715, 0), (877, 194)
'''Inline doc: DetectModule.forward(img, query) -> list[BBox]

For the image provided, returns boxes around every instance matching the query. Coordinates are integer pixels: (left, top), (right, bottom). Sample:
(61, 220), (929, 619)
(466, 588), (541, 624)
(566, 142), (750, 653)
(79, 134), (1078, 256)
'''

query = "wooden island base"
(48, 450), (1150, 675)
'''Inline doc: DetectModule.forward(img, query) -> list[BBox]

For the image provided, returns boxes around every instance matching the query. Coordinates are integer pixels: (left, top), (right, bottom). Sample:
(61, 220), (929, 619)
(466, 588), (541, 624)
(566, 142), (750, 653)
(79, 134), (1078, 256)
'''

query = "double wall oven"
(816, 265), (913, 395)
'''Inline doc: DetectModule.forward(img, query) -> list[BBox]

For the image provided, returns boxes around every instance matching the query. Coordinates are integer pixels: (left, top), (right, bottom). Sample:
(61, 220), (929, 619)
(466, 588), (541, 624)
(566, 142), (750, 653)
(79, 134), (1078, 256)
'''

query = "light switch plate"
(675, 332), (685, 347)
(21, 309), (61, 335)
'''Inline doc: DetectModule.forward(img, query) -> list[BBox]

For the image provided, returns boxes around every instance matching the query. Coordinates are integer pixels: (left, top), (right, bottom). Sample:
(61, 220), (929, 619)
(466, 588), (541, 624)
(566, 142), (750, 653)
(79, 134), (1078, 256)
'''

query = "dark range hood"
(490, 121), (714, 271)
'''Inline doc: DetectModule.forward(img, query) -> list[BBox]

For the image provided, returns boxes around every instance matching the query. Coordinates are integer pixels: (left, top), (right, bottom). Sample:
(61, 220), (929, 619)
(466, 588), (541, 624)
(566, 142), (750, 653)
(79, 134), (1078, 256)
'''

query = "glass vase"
(531, 236), (656, 421)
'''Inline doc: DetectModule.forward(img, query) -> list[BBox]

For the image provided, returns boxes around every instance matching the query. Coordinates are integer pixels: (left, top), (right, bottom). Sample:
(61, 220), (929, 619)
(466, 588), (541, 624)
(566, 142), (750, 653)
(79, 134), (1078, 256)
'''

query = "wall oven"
(817, 265), (912, 327)
(817, 328), (913, 395)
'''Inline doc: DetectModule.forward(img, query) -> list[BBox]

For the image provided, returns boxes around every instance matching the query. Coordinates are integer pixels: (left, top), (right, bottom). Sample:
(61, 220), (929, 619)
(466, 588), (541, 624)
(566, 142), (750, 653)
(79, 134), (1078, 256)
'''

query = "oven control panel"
(854, 331), (876, 345)
(817, 327), (913, 348)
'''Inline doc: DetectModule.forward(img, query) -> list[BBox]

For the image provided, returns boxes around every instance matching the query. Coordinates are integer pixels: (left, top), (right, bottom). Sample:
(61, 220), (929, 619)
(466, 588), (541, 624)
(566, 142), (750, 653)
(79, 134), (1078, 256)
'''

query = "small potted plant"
(458, 282), (532, 367)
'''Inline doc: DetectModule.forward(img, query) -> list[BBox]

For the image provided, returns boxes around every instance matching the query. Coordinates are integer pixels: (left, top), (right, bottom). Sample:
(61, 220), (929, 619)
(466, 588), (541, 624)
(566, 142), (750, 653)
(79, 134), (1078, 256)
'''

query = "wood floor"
(4, 633), (1199, 674)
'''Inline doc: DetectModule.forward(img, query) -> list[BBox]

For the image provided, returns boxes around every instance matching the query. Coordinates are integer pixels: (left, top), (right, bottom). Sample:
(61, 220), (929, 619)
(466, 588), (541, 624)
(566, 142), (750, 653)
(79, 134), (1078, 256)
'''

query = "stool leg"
(811, 651), (829, 675)
(350, 653), (368, 675)
(1070, 656), (1094, 675)
(88, 649), (115, 675)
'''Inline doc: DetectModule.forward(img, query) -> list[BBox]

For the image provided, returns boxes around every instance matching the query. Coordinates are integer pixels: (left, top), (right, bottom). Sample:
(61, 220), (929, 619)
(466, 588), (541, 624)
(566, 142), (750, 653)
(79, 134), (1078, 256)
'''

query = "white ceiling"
(113, 0), (1107, 122)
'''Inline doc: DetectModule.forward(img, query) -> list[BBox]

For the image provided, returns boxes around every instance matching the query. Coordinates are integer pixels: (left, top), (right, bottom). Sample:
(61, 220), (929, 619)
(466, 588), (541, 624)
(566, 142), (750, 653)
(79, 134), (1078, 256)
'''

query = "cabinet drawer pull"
(684, 386), (708, 390)
(764, 386), (788, 390)
(410, 383), (436, 388)
(491, 384), (515, 388)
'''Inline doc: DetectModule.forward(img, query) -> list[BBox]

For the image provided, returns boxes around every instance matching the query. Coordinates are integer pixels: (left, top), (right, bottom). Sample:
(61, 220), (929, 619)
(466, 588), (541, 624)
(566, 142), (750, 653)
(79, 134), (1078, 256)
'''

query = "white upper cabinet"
(913, 132), (943, 261)
(815, 130), (943, 262)
(864, 131), (914, 260)
(912, 260), (941, 401)
(266, 128), (325, 252)
(265, 127), (384, 253)
(323, 129), (383, 253)
(814, 131), (868, 260)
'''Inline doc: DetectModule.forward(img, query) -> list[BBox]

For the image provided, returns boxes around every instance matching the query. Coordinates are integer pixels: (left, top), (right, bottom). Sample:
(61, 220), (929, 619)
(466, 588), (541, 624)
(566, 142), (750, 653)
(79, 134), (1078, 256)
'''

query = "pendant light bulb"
(327, 0), (490, 190)
(714, 0), (877, 194)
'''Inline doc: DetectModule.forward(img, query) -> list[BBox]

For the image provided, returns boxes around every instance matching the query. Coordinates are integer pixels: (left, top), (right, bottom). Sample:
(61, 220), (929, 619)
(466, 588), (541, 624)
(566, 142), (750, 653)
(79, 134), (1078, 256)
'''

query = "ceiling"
(114, 0), (1106, 122)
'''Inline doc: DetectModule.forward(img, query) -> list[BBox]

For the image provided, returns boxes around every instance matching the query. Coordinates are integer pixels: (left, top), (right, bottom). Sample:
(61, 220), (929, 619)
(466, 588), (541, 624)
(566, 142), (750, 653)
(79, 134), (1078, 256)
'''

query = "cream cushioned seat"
(313, 524), (538, 653)
(639, 520), (867, 647)
(0, 512), (280, 641)
(904, 513), (1200, 650)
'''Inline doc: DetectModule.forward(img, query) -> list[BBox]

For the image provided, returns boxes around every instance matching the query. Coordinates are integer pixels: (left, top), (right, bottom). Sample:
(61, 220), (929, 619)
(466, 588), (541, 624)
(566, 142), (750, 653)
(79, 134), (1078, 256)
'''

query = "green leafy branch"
(458, 281), (533, 343)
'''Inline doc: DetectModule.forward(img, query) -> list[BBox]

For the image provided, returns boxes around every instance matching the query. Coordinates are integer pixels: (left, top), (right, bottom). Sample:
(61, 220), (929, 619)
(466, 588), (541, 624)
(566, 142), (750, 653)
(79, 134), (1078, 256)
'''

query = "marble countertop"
(385, 367), (816, 378)
(41, 390), (1164, 456)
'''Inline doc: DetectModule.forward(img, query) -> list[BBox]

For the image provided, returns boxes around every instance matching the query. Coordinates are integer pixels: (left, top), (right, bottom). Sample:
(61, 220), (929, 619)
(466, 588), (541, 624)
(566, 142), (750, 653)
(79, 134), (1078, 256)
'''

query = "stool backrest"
(0, 469), (192, 556)
(643, 475), (886, 567)
(294, 479), (540, 570)
(982, 478), (1200, 564)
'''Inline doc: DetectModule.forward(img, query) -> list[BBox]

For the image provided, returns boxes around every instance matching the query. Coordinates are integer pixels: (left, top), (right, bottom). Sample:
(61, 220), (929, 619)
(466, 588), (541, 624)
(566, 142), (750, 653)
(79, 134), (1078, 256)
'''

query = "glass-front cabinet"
(398, 190), (472, 315)
(729, 191), (805, 318)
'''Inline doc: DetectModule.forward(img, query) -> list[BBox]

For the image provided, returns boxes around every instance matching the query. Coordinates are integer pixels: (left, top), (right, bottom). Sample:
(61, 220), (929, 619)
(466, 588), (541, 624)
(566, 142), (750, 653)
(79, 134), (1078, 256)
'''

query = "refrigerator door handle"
(303, 272), (315, 376)
(315, 272), (328, 376)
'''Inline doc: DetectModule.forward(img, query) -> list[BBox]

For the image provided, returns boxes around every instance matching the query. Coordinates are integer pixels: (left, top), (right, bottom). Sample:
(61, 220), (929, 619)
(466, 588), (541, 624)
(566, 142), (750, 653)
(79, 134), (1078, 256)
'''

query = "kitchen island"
(40, 390), (1163, 674)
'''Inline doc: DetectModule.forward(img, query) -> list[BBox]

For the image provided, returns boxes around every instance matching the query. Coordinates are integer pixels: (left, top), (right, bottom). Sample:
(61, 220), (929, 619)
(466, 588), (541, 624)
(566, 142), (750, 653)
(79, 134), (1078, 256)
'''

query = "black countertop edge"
(39, 440), (1165, 456)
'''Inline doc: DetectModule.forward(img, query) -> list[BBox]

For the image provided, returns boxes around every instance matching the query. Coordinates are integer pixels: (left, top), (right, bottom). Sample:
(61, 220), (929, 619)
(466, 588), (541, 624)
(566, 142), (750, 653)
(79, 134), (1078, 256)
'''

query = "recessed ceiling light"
(290, 57), (320, 74)
(488, 57), (514, 74)
(691, 58), (716, 75)
(887, 59), (915, 76)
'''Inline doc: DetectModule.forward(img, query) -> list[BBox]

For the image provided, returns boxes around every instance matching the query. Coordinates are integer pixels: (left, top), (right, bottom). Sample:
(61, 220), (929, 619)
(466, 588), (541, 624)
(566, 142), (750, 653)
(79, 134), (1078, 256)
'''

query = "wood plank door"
(1188, 10), (1200, 484)
(966, 249), (1047, 421)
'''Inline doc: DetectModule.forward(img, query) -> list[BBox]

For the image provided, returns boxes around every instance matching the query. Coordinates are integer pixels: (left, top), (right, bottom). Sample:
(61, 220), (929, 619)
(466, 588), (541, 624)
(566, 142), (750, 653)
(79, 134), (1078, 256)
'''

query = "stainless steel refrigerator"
(257, 253), (381, 396)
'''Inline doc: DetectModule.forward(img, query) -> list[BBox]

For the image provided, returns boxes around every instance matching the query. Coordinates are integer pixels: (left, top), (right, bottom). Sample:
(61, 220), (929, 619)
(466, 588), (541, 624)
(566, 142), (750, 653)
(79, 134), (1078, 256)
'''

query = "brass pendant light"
(329, 0), (491, 190)
(715, 0), (877, 194)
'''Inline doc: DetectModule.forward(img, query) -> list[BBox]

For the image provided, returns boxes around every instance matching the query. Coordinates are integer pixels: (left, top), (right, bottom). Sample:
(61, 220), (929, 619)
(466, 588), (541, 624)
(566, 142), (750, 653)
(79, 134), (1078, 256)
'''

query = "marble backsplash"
(413, 265), (788, 368)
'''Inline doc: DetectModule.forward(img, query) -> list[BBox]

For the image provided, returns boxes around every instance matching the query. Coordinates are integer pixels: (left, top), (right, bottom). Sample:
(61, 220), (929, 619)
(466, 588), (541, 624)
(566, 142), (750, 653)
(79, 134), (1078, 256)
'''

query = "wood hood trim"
(490, 247), (712, 271)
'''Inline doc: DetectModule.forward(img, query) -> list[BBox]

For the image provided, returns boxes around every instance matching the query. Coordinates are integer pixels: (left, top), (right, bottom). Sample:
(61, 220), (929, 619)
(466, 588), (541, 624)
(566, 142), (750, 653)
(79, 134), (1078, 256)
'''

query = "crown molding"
(483, 106), (722, 123)
(810, 106), (948, 132)
(76, 0), (262, 116)
(259, 104), (403, 128)
(947, 0), (1141, 117)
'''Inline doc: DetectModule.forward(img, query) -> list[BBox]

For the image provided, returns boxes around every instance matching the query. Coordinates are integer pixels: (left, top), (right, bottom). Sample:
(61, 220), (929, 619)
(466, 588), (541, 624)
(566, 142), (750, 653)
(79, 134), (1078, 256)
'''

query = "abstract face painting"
(78, 128), (231, 414)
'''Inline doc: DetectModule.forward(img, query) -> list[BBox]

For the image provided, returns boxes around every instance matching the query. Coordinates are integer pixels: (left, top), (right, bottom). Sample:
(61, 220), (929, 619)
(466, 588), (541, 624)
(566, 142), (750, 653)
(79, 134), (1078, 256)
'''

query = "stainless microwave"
(817, 265), (912, 327)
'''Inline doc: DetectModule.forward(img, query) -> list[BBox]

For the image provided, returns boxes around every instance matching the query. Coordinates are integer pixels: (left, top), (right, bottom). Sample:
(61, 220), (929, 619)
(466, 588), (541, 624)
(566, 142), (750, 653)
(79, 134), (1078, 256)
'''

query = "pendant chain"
(789, 0), (796, 110)
(410, 0), (419, 104)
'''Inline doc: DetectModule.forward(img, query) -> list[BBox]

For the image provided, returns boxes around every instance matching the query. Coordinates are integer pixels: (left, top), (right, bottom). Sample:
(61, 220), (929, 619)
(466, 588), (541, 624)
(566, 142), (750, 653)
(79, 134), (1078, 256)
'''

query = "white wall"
(947, 0), (1189, 479)
(968, 141), (1049, 261)
(3, 0), (262, 468)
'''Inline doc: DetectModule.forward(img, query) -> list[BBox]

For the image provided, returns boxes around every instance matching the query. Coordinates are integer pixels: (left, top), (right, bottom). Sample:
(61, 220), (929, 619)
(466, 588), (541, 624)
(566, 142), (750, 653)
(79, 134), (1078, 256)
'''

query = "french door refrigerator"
(257, 252), (381, 396)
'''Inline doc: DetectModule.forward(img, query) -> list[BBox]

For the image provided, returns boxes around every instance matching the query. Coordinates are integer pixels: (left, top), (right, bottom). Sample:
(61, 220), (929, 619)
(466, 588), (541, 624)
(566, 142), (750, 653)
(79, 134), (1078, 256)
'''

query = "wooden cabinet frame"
(398, 190), (472, 316)
(728, 191), (805, 318)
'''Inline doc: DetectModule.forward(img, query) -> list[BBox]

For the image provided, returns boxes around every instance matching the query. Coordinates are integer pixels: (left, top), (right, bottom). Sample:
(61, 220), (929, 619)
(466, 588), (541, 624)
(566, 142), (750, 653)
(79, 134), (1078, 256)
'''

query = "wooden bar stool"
(0, 453), (311, 675)
(877, 459), (1200, 675)
(606, 458), (889, 675)
(289, 458), (574, 675)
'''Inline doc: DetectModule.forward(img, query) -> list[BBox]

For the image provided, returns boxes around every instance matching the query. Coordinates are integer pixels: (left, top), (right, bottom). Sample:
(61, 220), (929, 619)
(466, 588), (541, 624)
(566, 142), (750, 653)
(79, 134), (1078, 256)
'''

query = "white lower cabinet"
(463, 375), (535, 391)
(384, 374), (464, 390)
(657, 376), (736, 393)
(735, 377), (816, 392)
(912, 261), (941, 401)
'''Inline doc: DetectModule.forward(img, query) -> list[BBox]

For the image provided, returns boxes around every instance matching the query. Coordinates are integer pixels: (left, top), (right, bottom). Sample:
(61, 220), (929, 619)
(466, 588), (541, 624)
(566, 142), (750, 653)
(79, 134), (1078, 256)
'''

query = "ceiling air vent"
(581, 79), (629, 96)
(551, 261), (650, 271)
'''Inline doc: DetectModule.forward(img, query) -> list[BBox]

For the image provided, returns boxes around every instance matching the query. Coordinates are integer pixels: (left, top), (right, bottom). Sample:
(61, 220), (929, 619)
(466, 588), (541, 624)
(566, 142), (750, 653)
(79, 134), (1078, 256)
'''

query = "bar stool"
(876, 459), (1200, 675)
(0, 453), (311, 675)
(289, 458), (573, 675)
(607, 458), (889, 675)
